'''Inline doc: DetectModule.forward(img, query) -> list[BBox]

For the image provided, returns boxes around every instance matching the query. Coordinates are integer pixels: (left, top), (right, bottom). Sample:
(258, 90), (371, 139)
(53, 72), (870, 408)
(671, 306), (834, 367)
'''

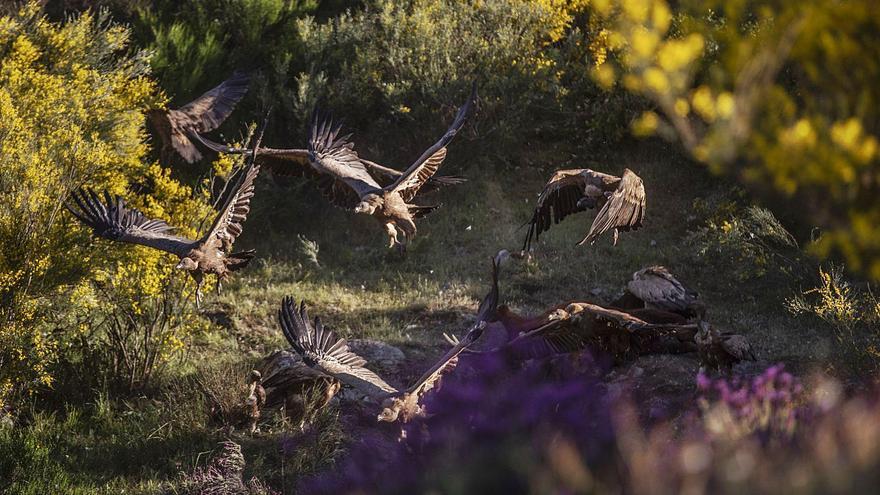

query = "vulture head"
(175, 257), (198, 271)
(247, 370), (262, 384)
(576, 196), (598, 210)
(354, 193), (384, 215)
(377, 396), (405, 423)
(696, 319), (712, 338)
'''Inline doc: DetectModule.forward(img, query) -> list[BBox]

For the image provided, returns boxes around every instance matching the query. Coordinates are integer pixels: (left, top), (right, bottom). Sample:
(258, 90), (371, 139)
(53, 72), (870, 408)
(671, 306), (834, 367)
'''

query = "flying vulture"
(190, 132), (465, 194)
(147, 72), (251, 163)
(66, 128), (264, 306)
(191, 84), (477, 250)
(612, 266), (704, 318)
(695, 319), (756, 372)
(522, 168), (646, 252)
(278, 275), (493, 423)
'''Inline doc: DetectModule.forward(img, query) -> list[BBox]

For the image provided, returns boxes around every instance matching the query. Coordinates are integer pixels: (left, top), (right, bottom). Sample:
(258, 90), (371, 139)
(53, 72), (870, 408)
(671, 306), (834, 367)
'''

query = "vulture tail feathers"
(225, 249), (256, 271)
(409, 204), (440, 218)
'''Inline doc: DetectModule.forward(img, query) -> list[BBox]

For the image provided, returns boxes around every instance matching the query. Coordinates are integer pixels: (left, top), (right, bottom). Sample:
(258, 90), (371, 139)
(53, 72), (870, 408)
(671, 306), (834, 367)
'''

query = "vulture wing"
(721, 333), (756, 362)
(523, 170), (591, 252)
(163, 72), (251, 163)
(188, 131), (311, 168)
(578, 168), (645, 246)
(410, 252), (500, 396)
(278, 297), (398, 401)
(200, 122), (264, 251)
(308, 110), (383, 208)
(386, 83), (477, 202)
(558, 301), (696, 334)
(627, 266), (700, 314)
(67, 189), (196, 257)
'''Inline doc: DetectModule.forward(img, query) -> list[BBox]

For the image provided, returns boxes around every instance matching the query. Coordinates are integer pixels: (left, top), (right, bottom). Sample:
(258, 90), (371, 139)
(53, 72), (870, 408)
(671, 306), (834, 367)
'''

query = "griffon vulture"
(612, 266), (704, 318)
(522, 168), (645, 252)
(278, 273), (494, 423)
(695, 319), (756, 372)
(147, 72), (251, 163)
(192, 84), (477, 250)
(251, 350), (341, 429)
(66, 128), (264, 306)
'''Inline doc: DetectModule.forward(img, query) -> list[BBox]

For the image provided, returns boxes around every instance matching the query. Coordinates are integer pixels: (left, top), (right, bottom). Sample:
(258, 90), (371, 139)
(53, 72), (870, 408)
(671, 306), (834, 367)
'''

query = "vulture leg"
(194, 273), (205, 308)
(384, 223), (400, 249)
(613, 229), (619, 246)
(216, 276), (223, 296)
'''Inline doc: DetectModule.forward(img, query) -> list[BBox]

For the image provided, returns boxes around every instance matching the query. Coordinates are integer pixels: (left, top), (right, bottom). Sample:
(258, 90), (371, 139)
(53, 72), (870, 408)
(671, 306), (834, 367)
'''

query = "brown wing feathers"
(579, 169), (645, 246)
(66, 188), (194, 256)
(523, 174), (587, 252)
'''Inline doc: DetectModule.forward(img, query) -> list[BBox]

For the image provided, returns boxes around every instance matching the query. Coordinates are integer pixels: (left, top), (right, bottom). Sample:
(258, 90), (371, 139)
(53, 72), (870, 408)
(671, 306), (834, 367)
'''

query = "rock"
(348, 339), (406, 374)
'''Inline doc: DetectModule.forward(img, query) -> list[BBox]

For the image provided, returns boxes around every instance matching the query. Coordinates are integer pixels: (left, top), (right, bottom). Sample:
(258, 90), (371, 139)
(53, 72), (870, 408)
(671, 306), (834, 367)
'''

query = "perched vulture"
(66, 126), (264, 306)
(244, 370), (267, 434)
(695, 320), (756, 372)
(278, 284), (492, 423)
(191, 84), (477, 250)
(522, 168), (645, 252)
(613, 266), (704, 318)
(147, 72), (251, 163)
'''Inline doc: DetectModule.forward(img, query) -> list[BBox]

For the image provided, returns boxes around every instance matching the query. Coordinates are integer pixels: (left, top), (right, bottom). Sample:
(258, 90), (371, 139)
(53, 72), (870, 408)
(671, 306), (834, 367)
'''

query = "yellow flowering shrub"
(586, 0), (880, 279)
(0, 3), (213, 400)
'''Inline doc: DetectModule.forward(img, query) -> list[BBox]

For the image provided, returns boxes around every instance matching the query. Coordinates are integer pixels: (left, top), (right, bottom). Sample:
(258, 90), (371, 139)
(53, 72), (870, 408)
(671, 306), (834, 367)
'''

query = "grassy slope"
(2, 134), (831, 494)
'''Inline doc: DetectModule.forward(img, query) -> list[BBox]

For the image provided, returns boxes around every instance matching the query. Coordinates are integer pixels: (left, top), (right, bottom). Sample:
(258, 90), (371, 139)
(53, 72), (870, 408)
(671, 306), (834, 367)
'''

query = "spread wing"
(67, 188), (195, 257)
(200, 123), (264, 251)
(506, 318), (589, 358)
(627, 266), (700, 314)
(172, 72), (251, 134)
(278, 297), (398, 400)
(523, 170), (591, 252)
(410, 253), (500, 396)
(188, 131), (311, 168)
(161, 72), (251, 163)
(386, 83), (477, 202)
(578, 168), (645, 246)
(308, 110), (382, 207)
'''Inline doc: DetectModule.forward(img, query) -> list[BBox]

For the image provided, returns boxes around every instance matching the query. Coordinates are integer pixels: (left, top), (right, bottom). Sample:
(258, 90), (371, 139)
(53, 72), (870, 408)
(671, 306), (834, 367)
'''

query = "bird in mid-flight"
(522, 168), (646, 253)
(147, 72), (251, 163)
(191, 84), (477, 251)
(67, 128), (264, 306)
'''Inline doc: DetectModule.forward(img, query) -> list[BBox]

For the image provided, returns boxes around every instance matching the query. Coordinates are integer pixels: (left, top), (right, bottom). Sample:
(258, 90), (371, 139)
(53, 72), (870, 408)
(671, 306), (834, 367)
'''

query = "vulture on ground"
(66, 126), (264, 306)
(192, 84), (477, 250)
(147, 72), (251, 163)
(253, 350), (341, 428)
(278, 273), (494, 423)
(695, 318), (756, 373)
(244, 370), (267, 434)
(522, 168), (646, 252)
(612, 266), (704, 318)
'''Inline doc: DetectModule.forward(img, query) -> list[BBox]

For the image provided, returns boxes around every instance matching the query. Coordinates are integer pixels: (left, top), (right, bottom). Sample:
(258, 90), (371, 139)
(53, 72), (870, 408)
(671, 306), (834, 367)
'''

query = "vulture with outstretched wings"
(192, 84), (477, 250)
(278, 278), (491, 423)
(148, 72), (251, 163)
(613, 266), (704, 318)
(67, 126), (264, 306)
(522, 168), (645, 252)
